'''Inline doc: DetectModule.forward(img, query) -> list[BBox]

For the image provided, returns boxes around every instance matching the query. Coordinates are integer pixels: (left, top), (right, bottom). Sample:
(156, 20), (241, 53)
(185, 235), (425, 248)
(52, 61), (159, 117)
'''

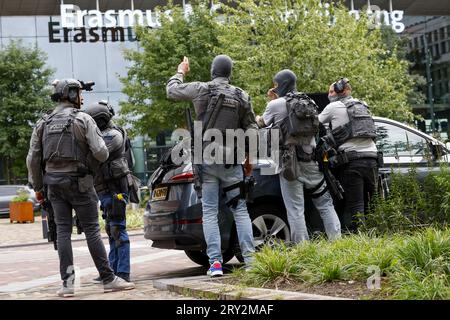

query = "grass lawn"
(229, 228), (450, 300)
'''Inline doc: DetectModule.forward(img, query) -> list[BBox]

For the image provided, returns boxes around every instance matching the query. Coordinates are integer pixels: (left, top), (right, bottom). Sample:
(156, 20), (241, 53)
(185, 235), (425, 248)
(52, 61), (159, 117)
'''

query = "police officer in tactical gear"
(26, 79), (135, 297)
(318, 78), (379, 232)
(84, 101), (136, 283)
(256, 70), (341, 243)
(166, 55), (256, 277)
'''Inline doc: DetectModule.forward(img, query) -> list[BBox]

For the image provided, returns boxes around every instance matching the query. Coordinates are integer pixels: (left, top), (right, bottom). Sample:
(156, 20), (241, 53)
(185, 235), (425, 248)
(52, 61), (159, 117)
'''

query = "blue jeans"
(201, 164), (255, 265)
(279, 160), (341, 243)
(99, 194), (131, 275)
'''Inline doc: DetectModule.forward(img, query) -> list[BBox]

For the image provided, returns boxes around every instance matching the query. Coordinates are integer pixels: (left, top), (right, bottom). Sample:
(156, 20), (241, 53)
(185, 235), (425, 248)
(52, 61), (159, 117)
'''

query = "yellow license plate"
(152, 187), (168, 201)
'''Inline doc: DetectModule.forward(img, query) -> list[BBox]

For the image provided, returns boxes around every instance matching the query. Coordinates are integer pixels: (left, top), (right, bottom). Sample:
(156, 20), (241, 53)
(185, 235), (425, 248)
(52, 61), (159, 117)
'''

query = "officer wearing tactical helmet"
(84, 101), (138, 284)
(318, 78), (380, 232)
(166, 55), (257, 277)
(26, 79), (135, 297)
(256, 70), (341, 243)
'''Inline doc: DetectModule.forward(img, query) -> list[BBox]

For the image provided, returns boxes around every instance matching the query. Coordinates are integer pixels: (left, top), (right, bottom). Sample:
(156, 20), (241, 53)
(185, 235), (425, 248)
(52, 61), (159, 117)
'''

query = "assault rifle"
(315, 136), (345, 202)
(185, 108), (203, 199)
(41, 189), (57, 250)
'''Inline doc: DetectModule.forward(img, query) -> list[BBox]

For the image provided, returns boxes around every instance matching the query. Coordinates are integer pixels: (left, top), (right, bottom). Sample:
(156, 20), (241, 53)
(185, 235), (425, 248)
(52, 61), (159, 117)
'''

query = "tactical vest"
(202, 83), (247, 133)
(331, 99), (377, 148)
(98, 125), (131, 184)
(42, 109), (88, 172)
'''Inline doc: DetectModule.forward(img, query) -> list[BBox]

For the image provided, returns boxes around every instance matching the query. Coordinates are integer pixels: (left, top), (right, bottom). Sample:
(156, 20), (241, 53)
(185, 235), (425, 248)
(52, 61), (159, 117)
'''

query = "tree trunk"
(5, 157), (11, 185)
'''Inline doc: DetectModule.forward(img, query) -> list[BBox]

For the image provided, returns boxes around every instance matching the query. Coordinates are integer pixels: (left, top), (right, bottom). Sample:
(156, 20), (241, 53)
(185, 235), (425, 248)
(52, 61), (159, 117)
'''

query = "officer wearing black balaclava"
(256, 69), (341, 243)
(166, 55), (257, 277)
(84, 101), (139, 285)
(26, 79), (135, 297)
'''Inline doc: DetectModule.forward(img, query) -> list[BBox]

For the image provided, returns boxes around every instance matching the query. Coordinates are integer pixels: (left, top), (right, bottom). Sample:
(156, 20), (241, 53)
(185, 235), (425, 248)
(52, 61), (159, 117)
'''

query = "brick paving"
(0, 216), (205, 300)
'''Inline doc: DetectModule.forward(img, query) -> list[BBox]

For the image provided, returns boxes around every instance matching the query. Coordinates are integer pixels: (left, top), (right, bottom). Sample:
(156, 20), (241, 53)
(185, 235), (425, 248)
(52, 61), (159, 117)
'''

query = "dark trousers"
(48, 179), (115, 284)
(337, 158), (378, 232)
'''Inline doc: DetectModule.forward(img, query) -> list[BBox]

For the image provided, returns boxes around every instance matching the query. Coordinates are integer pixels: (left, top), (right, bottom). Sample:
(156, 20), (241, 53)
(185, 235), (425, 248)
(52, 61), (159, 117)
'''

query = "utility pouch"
(111, 194), (126, 221)
(78, 175), (94, 193)
(127, 174), (141, 204)
(109, 158), (130, 179)
(281, 145), (298, 181)
(296, 145), (314, 162)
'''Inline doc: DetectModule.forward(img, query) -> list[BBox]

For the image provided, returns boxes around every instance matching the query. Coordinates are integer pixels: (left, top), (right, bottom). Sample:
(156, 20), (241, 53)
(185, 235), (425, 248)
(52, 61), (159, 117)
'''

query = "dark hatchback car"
(144, 117), (449, 266)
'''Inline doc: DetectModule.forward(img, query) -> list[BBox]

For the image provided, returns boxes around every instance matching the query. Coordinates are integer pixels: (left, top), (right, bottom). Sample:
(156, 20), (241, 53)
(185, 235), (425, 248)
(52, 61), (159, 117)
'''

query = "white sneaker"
(56, 285), (75, 297)
(103, 276), (135, 292)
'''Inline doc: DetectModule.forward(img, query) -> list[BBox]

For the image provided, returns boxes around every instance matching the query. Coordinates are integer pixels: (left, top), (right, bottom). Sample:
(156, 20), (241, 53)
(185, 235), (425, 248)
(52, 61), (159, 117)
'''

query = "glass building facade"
(0, 15), (138, 109)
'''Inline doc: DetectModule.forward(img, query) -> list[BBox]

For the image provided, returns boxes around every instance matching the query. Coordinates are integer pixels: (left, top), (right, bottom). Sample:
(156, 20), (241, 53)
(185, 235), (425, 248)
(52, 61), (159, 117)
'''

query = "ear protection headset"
(333, 77), (349, 94)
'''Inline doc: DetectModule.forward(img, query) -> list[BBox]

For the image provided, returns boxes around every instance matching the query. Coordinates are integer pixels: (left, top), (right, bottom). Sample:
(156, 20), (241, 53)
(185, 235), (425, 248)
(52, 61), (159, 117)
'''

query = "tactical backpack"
(331, 99), (377, 147)
(99, 125), (141, 203)
(281, 92), (320, 141)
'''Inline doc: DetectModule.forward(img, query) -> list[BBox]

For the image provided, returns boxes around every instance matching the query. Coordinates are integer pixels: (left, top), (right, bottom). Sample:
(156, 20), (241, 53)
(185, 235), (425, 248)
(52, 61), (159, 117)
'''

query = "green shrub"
(233, 228), (450, 300)
(361, 165), (450, 234)
(98, 207), (144, 231)
(11, 190), (30, 203)
(11, 194), (30, 202)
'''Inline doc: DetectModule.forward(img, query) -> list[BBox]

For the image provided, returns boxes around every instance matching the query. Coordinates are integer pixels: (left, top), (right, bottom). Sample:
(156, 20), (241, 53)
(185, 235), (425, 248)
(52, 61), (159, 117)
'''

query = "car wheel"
(234, 203), (291, 263)
(184, 247), (235, 267)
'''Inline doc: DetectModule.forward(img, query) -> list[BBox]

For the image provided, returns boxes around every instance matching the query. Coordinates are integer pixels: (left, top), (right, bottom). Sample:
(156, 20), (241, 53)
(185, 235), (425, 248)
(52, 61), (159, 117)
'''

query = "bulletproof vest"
(42, 109), (88, 171)
(95, 125), (132, 195)
(202, 83), (247, 133)
(331, 99), (377, 147)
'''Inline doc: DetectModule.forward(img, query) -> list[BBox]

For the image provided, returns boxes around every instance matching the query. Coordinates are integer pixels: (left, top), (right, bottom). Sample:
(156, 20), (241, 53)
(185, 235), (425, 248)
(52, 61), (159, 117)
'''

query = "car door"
(375, 119), (439, 182)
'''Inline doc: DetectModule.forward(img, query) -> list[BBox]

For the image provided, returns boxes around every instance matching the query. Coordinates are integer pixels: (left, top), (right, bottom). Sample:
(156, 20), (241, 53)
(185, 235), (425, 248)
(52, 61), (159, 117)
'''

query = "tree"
(120, 1), (221, 136)
(0, 40), (53, 183)
(121, 0), (420, 136)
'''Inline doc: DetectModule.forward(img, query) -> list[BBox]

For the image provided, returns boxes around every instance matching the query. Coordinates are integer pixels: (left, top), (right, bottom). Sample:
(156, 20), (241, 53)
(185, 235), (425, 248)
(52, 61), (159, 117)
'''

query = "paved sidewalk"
(0, 216), (142, 248)
(0, 277), (196, 300)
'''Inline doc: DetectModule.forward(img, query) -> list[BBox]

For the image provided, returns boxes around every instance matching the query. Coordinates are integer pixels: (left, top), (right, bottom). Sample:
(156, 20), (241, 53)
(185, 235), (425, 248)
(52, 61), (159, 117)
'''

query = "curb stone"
(153, 276), (351, 300)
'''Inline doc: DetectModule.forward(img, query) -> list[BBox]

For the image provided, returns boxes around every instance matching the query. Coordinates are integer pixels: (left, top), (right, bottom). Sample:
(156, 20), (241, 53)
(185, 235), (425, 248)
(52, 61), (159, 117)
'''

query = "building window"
(414, 37), (418, 48)
(435, 44), (440, 56)
(442, 42), (447, 54)
(427, 32), (432, 43)
(421, 35), (425, 46)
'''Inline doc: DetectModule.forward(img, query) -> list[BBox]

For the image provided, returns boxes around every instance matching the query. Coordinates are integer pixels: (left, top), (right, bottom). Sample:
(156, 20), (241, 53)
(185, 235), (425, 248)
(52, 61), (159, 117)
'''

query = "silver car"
(0, 185), (40, 218)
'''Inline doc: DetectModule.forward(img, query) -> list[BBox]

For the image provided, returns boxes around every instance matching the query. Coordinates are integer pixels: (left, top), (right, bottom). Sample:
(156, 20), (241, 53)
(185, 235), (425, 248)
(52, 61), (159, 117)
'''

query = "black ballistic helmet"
(51, 79), (82, 105)
(211, 55), (233, 80)
(83, 100), (115, 130)
(273, 69), (297, 97)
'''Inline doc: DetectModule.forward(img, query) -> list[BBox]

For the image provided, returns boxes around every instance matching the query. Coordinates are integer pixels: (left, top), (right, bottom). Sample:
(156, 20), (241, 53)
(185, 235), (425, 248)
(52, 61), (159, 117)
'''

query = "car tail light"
(169, 171), (194, 183)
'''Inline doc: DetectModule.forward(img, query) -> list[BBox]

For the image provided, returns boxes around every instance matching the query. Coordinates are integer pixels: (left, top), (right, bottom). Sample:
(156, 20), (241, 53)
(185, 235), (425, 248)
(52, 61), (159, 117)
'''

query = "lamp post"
(423, 23), (436, 133)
